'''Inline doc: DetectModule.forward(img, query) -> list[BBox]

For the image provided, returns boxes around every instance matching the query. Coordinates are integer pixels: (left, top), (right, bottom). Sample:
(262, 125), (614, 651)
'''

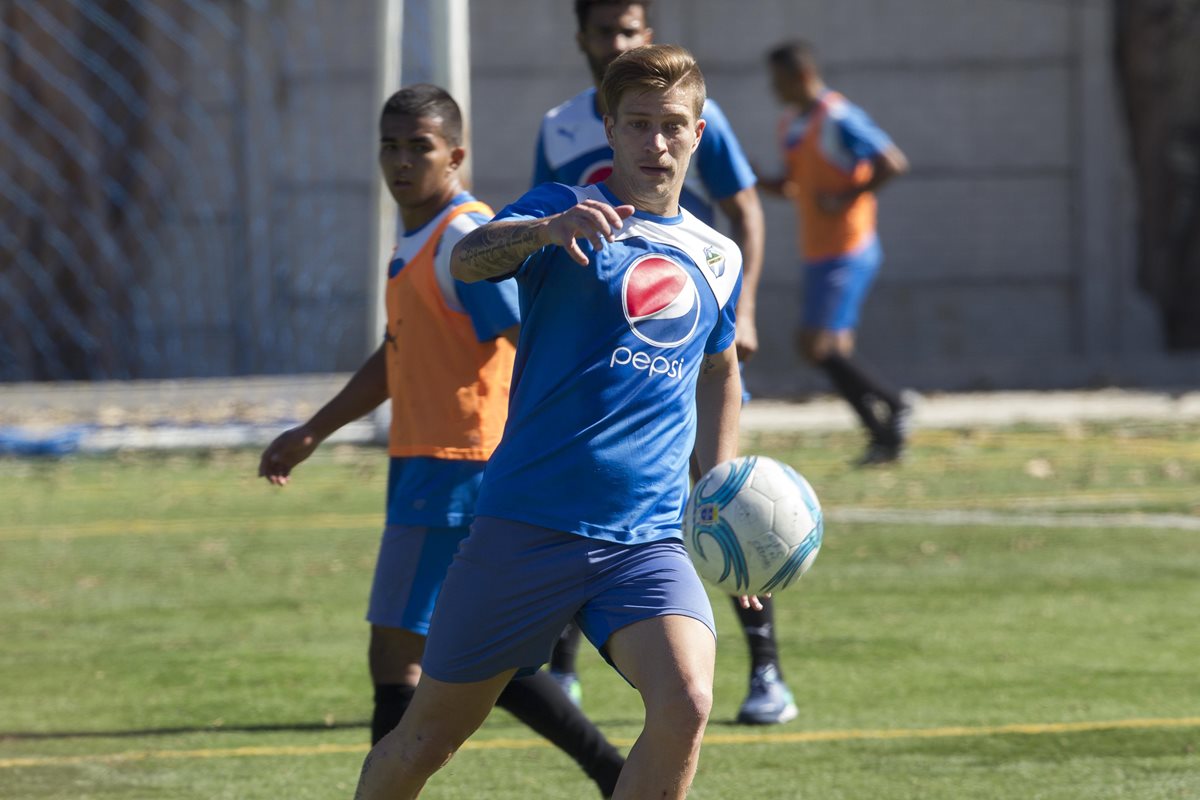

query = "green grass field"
(2, 421), (1199, 799)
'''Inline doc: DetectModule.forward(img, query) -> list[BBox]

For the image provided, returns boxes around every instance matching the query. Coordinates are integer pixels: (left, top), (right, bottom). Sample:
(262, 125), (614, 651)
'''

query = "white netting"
(0, 0), (444, 382)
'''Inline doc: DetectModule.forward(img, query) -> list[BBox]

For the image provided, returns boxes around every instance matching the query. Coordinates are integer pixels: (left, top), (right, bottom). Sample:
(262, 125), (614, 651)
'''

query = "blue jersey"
(533, 88), (756, 226)
(474, 182), (743, 544)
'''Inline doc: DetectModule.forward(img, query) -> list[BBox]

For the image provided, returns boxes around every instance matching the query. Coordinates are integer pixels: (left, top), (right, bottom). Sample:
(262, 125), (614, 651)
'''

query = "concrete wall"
(465, 0), (1199, 392)
(136, 0), (1197, 390)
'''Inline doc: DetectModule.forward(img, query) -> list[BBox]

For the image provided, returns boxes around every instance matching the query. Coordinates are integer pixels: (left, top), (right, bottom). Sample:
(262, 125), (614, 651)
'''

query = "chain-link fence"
(0, 0), (439, 382)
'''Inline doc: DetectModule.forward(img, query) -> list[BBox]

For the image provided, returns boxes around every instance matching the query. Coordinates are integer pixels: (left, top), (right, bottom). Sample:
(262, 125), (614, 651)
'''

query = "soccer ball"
(684, 455), (823, 595)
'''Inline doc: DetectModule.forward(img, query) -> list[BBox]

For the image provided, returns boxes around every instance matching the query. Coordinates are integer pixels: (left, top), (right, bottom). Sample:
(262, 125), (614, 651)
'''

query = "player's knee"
(387, 729), (461, 778)
(647, 680), (713, 738)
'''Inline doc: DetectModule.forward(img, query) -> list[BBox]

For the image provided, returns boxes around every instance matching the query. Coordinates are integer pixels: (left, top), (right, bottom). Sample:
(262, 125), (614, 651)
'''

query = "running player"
(352, 45), (753, 800)
(259, 84), (623, 797)
(533, 0), (796, 726)
(760, 40), (912, 465)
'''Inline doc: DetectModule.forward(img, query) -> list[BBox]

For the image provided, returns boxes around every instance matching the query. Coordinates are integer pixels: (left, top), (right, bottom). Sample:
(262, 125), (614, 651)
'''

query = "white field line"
(829, 507), (1200, 531)
(2, 508), (1198, 544)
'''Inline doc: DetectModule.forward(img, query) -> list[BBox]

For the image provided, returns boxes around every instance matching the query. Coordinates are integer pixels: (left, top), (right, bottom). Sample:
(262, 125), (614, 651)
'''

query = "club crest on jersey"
(703, 246), (725, 277)
(621, 254), (701, 348)
(582, 160), (613, 185)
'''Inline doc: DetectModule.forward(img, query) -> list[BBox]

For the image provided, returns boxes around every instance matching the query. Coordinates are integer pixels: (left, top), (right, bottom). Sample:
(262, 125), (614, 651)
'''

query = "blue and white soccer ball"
(684, 455), (823, 595)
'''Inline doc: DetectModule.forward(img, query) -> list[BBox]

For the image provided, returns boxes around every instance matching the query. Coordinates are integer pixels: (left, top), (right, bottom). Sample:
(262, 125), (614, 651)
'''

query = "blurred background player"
(531, 0), (795, 727)
(759, 40), (912, 466)
(258, 84), (624, 797)
(355, 44), (750, 800)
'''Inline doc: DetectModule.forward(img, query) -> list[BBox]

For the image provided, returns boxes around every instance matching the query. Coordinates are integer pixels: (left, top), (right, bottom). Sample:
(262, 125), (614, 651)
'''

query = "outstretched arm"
(451, 200), (635, 283)
(258, 345), (389, 485)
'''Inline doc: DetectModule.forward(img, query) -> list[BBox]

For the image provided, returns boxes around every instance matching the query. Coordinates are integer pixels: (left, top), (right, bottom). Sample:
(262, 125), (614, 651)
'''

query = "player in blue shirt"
(258, 85), (623, 798)
(352, 46), (756, 800)
(533, 0), (796, 727)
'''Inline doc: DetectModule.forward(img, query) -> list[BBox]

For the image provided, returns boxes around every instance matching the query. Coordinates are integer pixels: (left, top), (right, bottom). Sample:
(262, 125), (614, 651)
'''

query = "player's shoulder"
(822, 90), (867, 123)
(698, 97), (736, 132)
(528, 181), (589, 207)
(541, 88), (596, 128)
(699, 96), (726, 121)
(678, 211), (741, 264)
(495, 182), (588, 222)
(441, 196), (492, 236)
(619, 209), (742, 306)
(443, 209), (488, 241)
(678, 212), (742, 306)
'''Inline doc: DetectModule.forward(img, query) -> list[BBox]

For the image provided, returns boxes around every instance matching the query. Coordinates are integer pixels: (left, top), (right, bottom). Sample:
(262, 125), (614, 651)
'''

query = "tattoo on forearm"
(457, 221), (544, 280)
(702, 355), (717, 375)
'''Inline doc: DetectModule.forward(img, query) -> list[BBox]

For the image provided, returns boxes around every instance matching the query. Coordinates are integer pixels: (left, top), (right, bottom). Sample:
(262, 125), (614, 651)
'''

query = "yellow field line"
(2, 716), (1198, 770)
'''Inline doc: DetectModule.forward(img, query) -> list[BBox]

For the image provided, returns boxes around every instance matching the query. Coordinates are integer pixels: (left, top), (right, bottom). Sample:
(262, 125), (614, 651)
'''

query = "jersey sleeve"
(836, 104), (894, 162)
(455, 277), (521, 342)
(532, 124), (555, 187)
(489, 182), (581, 280)
(704, 269), (742, 354)
(694, 99), (757, 202)
(435, 212), (521, 342)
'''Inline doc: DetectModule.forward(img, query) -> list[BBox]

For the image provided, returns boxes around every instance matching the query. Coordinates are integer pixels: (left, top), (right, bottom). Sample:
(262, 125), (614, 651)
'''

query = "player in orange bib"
(258, 85), (623, 797)
(760, 40), (914, 465)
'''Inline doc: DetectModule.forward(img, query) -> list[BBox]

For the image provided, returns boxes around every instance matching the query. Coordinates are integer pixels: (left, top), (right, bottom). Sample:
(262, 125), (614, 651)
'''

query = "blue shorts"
(422, 516), (716, 684)
(801, 237), (882, 332)
(366, 524), (469, 635)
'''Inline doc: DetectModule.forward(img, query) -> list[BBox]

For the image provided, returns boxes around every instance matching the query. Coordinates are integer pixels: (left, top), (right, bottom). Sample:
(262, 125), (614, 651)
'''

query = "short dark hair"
(380, 84), (463, 145)
(574, 0), (652, 32)
(601, 44), (705, 120)
(767, 39), (819, 75)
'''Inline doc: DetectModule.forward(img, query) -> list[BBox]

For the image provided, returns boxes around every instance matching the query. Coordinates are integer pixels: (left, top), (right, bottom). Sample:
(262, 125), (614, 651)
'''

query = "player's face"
(770, 63), (806, 106)
(576, 3), (653, 85)
(378, 114), (464, 210)
(604, 84), (704, 212)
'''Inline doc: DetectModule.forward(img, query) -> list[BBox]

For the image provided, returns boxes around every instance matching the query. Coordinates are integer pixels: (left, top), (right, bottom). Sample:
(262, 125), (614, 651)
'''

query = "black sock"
(497, 671), (624, 796)
(371, 683), (416, 745)
(550, 623), (582, 674)
(819, 353), (902, 442)
(731, 595), (781, 675)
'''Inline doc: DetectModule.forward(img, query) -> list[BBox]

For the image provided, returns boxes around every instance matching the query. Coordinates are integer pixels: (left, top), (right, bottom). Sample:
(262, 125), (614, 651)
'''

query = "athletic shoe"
(736, 664), (798, 725)
(549, 668), (583, 707)
(856, 439), (903, 466)
(857, 392), (917, 466)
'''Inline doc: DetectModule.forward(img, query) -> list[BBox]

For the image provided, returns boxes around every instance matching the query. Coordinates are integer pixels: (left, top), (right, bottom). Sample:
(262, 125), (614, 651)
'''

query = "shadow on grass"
(0, 715), (652, 742)
(0, 719), (370, 741)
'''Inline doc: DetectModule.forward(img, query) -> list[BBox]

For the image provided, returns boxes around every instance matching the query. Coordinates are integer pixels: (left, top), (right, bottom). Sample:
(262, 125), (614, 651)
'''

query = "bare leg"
(603, 615), (716, 800)
(369, 625), (425, 744)
(352, 669), (515, 800)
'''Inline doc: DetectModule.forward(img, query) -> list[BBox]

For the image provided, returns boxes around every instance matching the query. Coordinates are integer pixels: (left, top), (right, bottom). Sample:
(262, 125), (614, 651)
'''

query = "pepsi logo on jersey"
(621, 254), (701, 348)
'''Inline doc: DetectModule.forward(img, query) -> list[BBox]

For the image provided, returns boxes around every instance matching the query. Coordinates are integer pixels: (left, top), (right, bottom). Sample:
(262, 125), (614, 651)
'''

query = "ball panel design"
(684, 455), (823, 595)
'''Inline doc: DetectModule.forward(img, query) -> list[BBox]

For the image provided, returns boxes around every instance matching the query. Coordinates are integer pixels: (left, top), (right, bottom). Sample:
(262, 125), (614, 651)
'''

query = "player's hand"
(737, 594), (768, 611)
(544, 200), (635, 266)
(258, 425), (321, 486)
(735, 314), (759, 362)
